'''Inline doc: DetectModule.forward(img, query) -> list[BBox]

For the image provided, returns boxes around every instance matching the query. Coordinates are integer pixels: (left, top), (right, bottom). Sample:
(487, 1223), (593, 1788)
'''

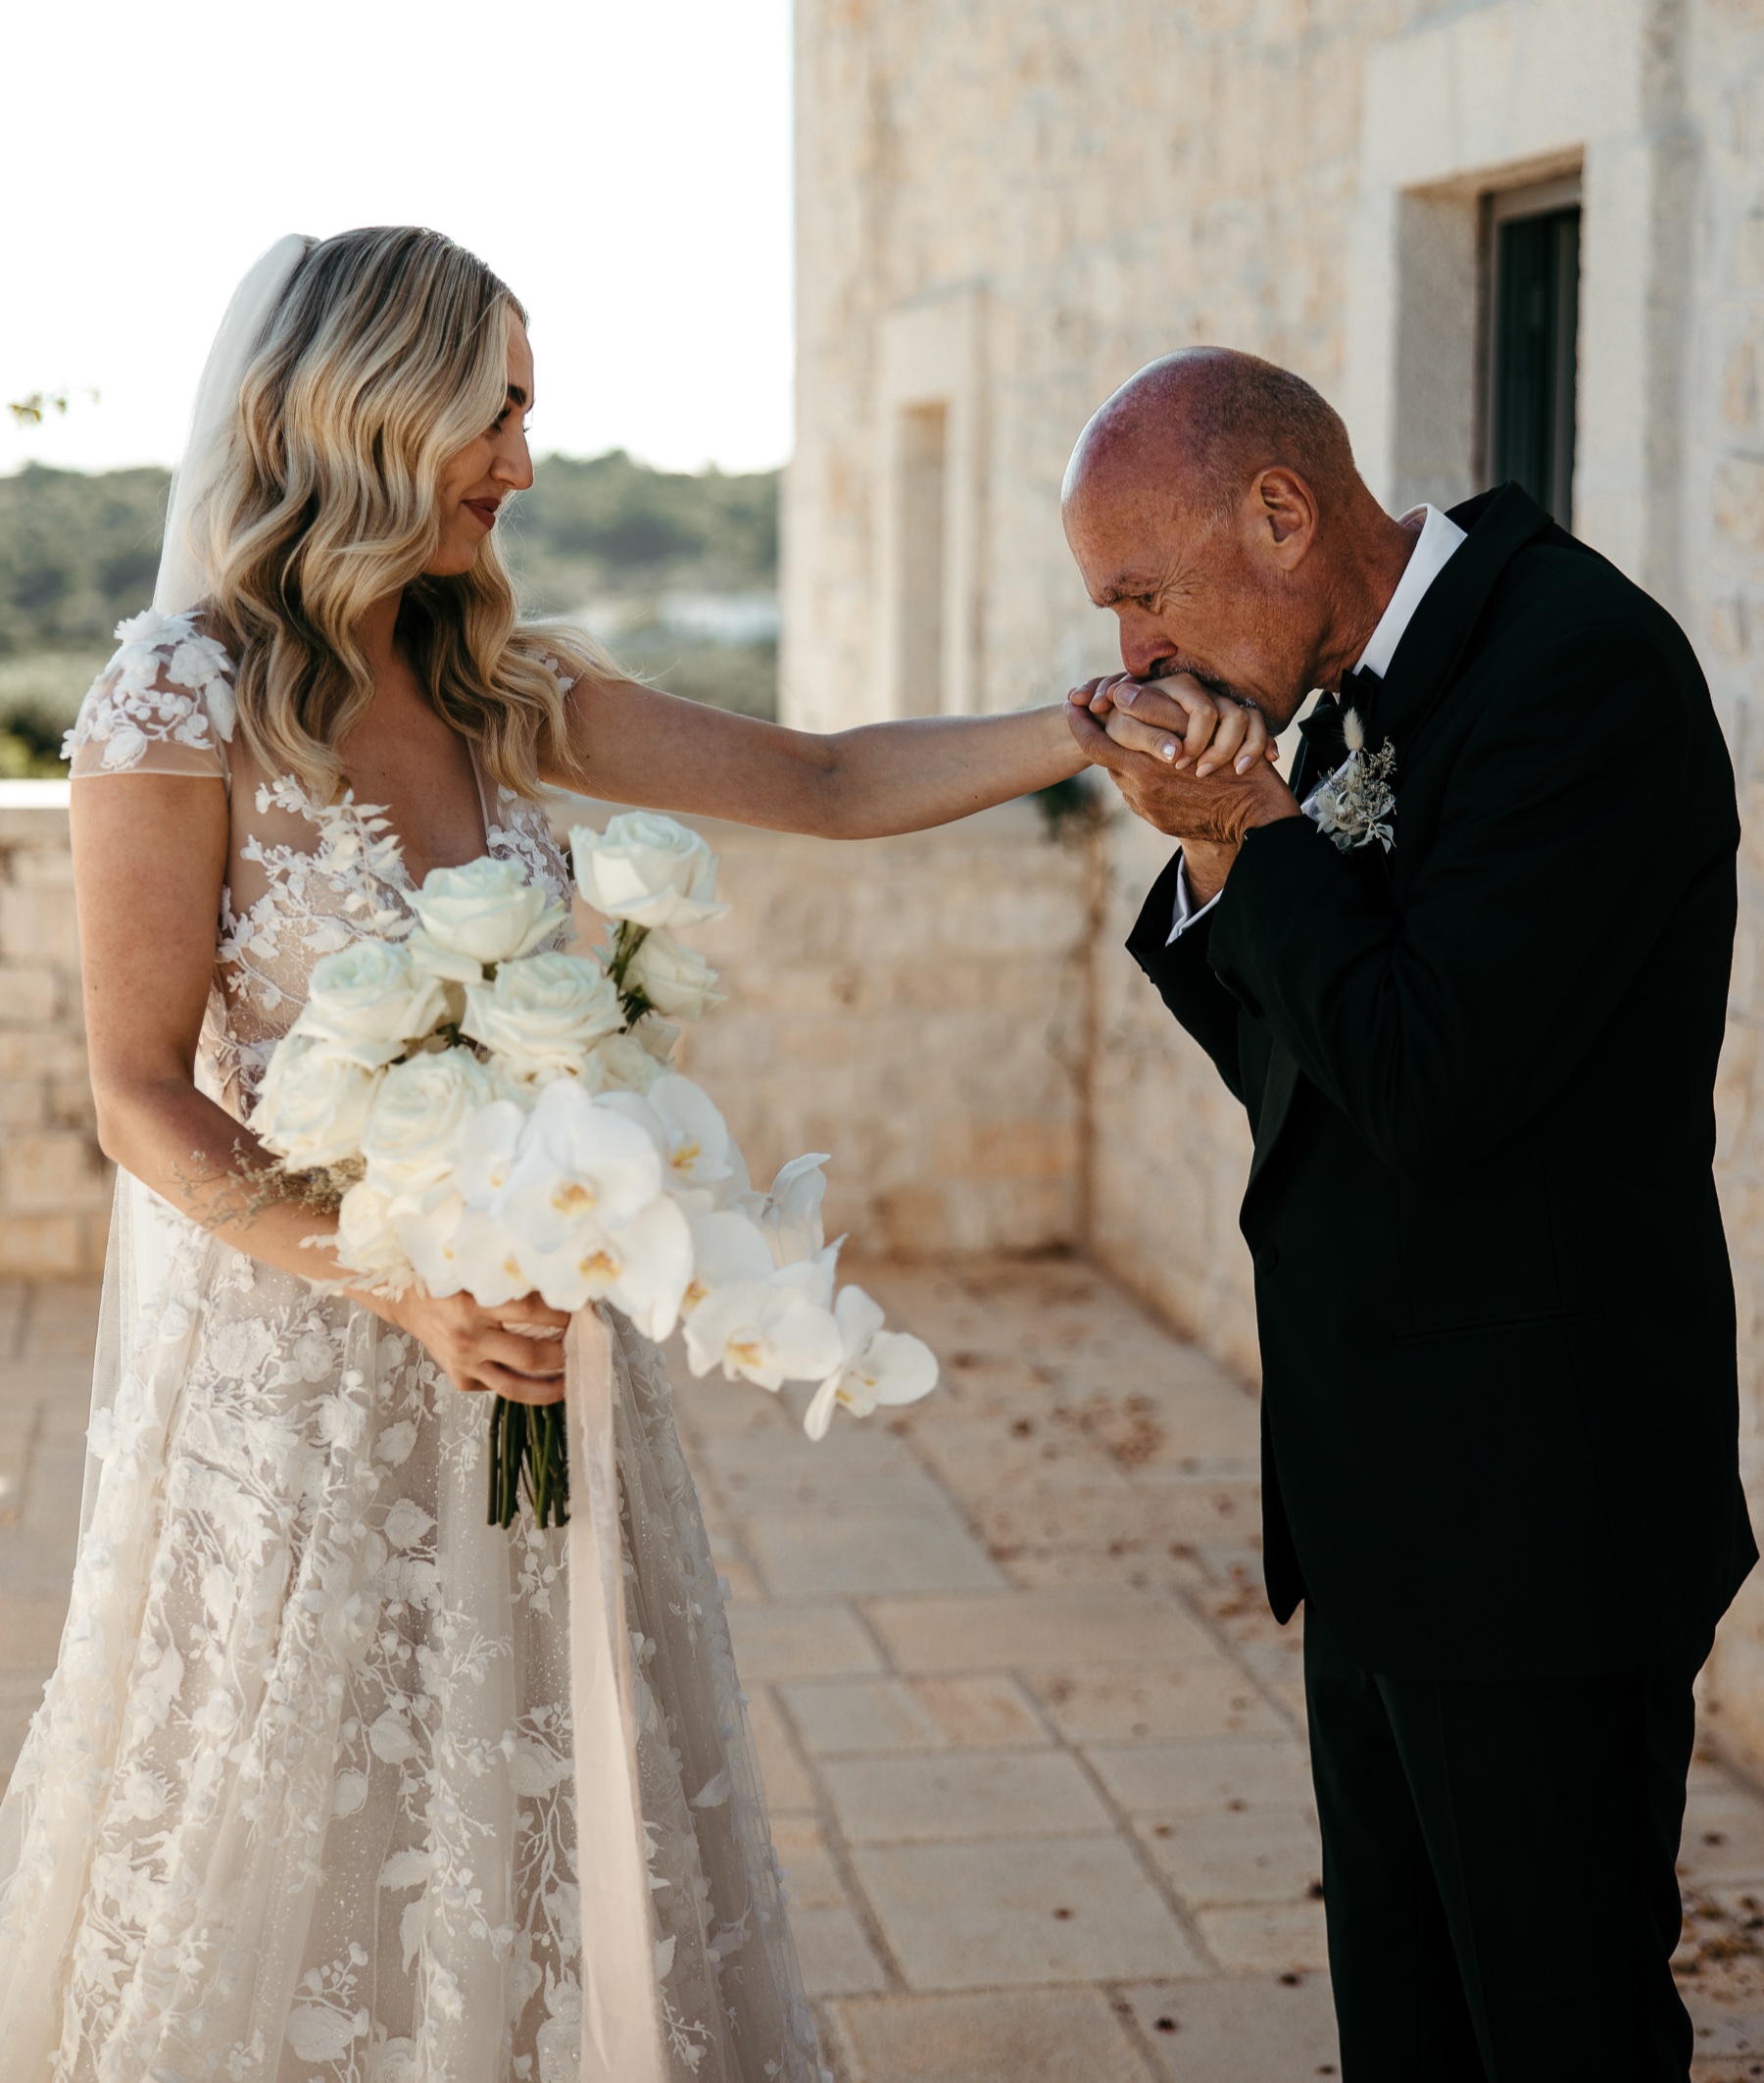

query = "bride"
(0, 224), (1195, 2083)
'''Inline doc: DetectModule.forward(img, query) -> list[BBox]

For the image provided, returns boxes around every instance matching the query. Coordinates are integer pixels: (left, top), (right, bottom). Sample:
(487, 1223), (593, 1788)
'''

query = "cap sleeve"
(65, 608), (234, 784)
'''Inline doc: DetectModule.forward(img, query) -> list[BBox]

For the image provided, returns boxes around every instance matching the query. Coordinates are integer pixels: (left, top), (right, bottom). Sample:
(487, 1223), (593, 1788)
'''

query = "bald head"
(1064, 348), (1359, 524)
(1060, 349), (1413, 727)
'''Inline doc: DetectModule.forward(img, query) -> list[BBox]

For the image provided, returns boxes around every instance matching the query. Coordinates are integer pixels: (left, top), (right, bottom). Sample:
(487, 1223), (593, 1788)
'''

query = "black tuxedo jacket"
(1129, 484), (1757, 1680)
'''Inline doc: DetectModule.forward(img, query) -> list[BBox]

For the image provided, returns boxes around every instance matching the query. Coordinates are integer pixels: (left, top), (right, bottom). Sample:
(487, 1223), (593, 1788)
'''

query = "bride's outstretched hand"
(387, 1287), (569, 1404)
(1069, 670), (1280, 778)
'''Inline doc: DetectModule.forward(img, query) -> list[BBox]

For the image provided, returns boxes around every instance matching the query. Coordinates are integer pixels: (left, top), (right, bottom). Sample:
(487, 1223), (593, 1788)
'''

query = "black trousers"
(1303, 1603), (1700, 2082)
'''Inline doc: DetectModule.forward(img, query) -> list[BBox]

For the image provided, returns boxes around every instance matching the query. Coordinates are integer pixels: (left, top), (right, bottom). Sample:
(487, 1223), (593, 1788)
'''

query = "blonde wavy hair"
(199, 225), (609, 800)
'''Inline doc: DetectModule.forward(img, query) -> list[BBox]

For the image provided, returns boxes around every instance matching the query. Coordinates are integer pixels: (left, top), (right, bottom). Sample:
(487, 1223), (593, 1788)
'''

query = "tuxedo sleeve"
(1205, 629), (1734, 1177)
(1127, 849), (1249, 1106)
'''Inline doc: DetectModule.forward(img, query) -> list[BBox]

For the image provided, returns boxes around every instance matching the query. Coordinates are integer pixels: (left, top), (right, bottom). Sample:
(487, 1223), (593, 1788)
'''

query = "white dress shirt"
(1165, 502), (1468, 944)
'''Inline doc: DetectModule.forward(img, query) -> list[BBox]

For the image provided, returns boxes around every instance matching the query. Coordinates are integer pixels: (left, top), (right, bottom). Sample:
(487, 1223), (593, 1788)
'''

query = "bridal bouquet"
(251, 812), (937, 1527)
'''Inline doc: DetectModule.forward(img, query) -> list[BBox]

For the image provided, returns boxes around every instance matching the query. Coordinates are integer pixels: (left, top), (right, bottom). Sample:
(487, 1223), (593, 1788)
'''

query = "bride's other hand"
(1067, 670), (1279, 778)
(389, 1288), (569, 1404)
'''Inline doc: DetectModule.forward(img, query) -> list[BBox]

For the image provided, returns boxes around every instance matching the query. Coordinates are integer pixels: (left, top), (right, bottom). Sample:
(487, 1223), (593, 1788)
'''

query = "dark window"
(1486, 192), (1580, 526)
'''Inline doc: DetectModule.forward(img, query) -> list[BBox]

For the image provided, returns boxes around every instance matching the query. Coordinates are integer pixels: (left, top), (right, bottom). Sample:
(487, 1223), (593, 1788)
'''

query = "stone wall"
(622, 802), (1099, 1259)
(0, 786), (109, 1279)
(1666, 0), (1764, 1779)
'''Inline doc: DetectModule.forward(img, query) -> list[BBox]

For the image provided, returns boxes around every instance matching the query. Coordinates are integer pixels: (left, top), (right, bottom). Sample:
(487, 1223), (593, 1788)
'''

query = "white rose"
(293, 942), (450, 1068)
(569, 814), (728, 930)
(361, 1048), (493, 1197)
(407, 857), (569, 981)
(622, 929), (722, 1022)
(254, 1038), (382, 1170)
(462, 953), (623, 1077)
(334, 1181), (416, 1289)
(583, 1033), (664, 1095)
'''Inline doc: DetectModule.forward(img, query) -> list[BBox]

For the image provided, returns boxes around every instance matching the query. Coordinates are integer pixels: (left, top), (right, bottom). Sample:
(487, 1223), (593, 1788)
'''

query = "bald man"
(1062, 349), (1756, 2081)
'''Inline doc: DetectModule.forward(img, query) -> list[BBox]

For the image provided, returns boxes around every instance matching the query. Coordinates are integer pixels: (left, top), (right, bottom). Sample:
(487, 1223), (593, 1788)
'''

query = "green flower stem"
(487, 1390), (571, 1530)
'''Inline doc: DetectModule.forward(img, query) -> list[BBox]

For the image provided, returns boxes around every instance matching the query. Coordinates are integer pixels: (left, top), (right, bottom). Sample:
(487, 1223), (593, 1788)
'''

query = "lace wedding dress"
(0, 613), (822, 2083)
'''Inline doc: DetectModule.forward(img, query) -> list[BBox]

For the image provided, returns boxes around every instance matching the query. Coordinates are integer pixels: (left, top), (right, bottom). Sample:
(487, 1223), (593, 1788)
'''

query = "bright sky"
(0, 0), (793, 480)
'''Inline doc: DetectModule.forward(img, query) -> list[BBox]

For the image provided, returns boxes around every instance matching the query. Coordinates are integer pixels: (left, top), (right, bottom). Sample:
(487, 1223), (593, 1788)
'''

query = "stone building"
(783, 0), (1764, 1764)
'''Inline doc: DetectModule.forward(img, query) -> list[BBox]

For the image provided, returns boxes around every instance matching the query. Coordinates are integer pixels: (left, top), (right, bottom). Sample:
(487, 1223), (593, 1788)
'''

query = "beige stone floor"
(7, 1263), (1764, 2078)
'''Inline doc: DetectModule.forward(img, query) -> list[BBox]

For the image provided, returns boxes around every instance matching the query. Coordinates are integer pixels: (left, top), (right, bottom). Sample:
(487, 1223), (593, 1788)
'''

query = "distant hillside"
(507, 449), (778, 613)
(0, 452), (781, 768)
(0, 464), (171, 660)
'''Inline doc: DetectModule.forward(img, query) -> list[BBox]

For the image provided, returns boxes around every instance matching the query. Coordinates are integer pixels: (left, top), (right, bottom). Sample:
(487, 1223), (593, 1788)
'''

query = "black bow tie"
(1298, 666), (1382, 774)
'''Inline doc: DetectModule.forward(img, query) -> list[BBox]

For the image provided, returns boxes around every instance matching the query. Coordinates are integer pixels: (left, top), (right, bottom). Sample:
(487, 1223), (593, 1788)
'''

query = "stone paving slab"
(10, 1259), (1764, 2078)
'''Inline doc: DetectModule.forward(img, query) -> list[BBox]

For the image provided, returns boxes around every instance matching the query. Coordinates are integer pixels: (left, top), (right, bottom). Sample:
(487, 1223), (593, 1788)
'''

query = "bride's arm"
(544, 675), (1087, 837)
(71, 775), (566, 1401)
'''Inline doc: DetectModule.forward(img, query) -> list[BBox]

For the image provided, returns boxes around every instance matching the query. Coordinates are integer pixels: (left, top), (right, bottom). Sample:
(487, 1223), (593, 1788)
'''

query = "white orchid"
(680, 1203), (775, 1313)
(515, 1193), (694, 1336)
(570, 813), (729, 931)
(803, 1286), (940, 1441)
(600, 1073), (736, 1194)
(492, 1080), (663, 1254)
(683, 1261), (844, 1390)
(759, 1154), (833, 1266)
(452, 1099), (527, 1207)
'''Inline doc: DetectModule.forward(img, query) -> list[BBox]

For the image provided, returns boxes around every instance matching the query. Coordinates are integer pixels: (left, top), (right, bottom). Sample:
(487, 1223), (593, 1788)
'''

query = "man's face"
(1062, 469), (1323, 734)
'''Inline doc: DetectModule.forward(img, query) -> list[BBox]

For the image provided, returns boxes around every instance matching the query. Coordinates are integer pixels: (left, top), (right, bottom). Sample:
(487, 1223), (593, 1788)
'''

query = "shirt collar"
(1353, 503), (1469, 680)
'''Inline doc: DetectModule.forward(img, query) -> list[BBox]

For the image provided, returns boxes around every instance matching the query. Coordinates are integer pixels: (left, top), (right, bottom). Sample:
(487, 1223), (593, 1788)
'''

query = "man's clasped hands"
(1065, 673), (1304, 907)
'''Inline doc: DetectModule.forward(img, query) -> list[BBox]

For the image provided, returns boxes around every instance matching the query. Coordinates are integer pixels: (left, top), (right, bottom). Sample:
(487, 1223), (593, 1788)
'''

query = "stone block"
(0, 1590), (71, 1669)
(789, 1905), (891, 1997)
(726, 1601), (884, 1682)
(1193, 1902), (1331, 1974)
(0, 1031), (85, 1082)
(2, 1131), (105, 1214)
(1717, 459), (1764, 556)
(830, 1987), (1150, 2083)
(0, 884), (77, 964)
(1028, 1664), (1286, 1744)
(1084, 1735), (1314, 1815)
(0, 1215), (87, 1280)
(0, 1083), (45, 1132)
(851, 1835), (1203, 1988)
(745, 1508), (1006, 1598)
(772, 1815), (853, 1909)
(863, 1590), (1225, 1672)
(744, 1684), (821, 1813)
(0, 965), (58, 1026)
(9, 847), (75, 890)
(1121, 1974), (1341, 2082)
(909, 1675), (1047, 1748)
(1137, 1806), (1323, 1907)
(782, 1677), (950, 1756)
(821, 1748), (1112, 1844)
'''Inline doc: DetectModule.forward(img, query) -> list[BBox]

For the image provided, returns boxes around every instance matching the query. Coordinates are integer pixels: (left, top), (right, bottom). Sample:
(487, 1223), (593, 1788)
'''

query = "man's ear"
(1252, 467), (1318, 569)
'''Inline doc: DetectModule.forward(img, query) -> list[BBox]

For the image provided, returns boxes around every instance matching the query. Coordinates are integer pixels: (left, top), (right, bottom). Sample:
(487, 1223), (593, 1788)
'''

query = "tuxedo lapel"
(1371, 483), (1555, 762)
(1239, 484), (1554, 1203)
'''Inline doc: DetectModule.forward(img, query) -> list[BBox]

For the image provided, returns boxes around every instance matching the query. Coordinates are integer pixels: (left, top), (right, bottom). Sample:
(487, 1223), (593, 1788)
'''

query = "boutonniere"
(1302, 708), (1396, 854)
